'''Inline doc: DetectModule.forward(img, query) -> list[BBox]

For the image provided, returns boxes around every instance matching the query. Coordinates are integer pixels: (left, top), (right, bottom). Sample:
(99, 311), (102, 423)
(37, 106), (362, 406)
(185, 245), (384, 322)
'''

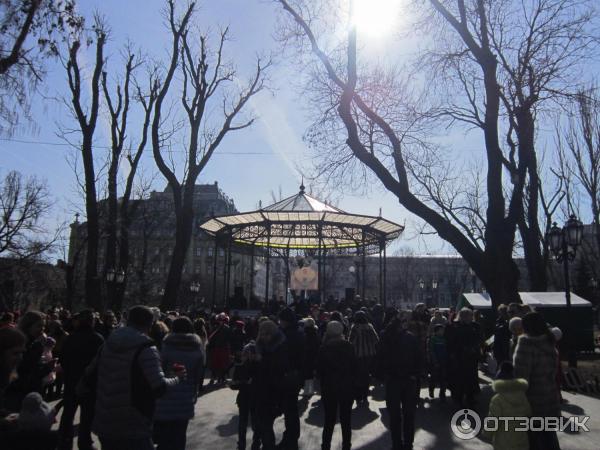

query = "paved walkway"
(59, 375), (600, 449)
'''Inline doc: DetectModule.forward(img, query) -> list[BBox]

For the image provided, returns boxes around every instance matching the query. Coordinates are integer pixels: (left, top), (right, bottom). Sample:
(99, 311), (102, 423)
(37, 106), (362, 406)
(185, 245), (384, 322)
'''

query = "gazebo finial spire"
(300, 176), (305, 194)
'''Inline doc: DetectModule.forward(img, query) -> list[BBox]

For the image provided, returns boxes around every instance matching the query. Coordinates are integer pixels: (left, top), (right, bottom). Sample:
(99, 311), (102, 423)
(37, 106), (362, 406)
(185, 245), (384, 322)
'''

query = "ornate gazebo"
(199, 184), (403, 306)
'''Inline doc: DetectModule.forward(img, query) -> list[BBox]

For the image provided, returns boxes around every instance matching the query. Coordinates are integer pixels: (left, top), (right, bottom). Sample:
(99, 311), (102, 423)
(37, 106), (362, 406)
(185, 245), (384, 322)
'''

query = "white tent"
(461, 291), (592, 309)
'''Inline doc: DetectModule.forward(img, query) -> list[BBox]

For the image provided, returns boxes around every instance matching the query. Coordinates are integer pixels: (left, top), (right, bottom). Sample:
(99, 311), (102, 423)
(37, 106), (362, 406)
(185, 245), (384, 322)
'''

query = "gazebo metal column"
(383, 242), (387, 307)
(225, 236), (232, 306)
(379, 240), (384, 305)
(250, 245), (255, 303)
(361, 230), (366, 299)
(317, 223), (323, 303)
(322, 248), (328, 302)
(265, 223), (272, 306)
(284, 247), (290, 304)
(211, 238), (218, 309)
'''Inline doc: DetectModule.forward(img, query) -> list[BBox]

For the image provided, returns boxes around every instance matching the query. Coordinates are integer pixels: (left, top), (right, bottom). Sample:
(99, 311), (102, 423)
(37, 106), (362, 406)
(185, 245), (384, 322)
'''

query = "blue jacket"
(154, 333), (204, 421)
(92, 326), (179, 439)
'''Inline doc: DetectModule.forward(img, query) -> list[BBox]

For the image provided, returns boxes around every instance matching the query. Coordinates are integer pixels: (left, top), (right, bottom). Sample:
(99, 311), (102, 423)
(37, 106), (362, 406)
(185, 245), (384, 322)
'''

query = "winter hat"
(278, 308), (296, 324)
(551, 327), (563, 342)
(495, 361), (515, 380)
(326, 320), (344, 338)
(353, 310), (368, 324)
(18, 392), (54, 431)
(508, 317), (523, 334)
(303, 317), (316, 329)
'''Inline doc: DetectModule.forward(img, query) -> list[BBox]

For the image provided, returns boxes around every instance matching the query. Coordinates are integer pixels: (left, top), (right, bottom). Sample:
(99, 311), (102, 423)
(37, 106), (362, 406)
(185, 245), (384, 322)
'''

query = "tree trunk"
(104, 156), (119, 310)
(161, 189), (194, 310)
(516, 108), (547, 291)
(81, 133), (100, 310)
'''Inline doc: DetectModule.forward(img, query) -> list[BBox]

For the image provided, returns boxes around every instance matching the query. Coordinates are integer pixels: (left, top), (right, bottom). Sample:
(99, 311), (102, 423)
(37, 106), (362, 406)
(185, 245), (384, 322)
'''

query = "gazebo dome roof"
(263, 184), (341, 213)
(199, 184), (403, 252)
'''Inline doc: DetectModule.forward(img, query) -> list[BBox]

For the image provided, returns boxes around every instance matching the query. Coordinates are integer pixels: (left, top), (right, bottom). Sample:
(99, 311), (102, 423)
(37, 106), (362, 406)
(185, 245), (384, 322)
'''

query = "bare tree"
(64, 20), (106, 309)
(0, 0), (82, 134)
(0, 170), (55, 259)
(555, 89), (600, 279)
(101, 49), (158, 311)
(275, 0), (597, 306)
(152, 1), (269, 310)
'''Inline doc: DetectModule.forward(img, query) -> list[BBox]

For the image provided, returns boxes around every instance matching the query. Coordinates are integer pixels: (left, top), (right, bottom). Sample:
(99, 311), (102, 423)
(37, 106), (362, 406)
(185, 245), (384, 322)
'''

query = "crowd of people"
(0, 297), (565, 450)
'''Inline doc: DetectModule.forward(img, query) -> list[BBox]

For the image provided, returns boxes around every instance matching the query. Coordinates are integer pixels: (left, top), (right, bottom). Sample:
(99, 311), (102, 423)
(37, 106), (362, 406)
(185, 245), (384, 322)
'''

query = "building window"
(218, 248), (225, 257)
(196, 247), (202, 256)
(154, 248), (160, 256)
(208, 247), (214, 256)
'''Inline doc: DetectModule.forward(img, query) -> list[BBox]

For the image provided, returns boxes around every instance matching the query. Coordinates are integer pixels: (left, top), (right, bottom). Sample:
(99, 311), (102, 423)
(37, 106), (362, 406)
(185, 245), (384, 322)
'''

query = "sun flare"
(352, 0), (402, 38)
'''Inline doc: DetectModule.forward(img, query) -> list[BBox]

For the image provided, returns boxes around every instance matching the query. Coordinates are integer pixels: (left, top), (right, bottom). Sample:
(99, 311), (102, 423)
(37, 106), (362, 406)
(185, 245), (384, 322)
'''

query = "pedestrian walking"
(317, 321), (357, 450)
(252, 320), (290, 450)
(276, 308), (305, 450)
(58, 310), (104, 450)
(376, 310), (422, 450)
(92, 305), (185, 450)
(348, 311), (378, 404)
(513, 312), (561, 450)
(154, 316), (205, 450)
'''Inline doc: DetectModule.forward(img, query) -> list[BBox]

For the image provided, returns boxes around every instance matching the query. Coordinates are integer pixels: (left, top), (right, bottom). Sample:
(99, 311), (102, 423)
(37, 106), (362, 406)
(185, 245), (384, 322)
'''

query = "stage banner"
(290, 261), (319, 290)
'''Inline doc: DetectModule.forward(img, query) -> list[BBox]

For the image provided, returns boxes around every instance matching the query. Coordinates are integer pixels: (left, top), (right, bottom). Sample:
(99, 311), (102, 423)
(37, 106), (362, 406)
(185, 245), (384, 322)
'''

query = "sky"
(0, 0), (483, 258)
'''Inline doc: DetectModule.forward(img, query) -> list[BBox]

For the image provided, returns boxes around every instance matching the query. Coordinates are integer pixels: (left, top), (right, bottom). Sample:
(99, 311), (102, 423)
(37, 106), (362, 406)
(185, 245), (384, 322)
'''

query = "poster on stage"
(290, 261), (319, 291)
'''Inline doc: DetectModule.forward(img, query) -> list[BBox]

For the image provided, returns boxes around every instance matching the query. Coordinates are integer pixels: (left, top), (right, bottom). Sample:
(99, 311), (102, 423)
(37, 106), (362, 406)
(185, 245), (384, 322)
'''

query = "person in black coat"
(251, 320), (290, 450)
(445, 308), (483, 408)
(376, 310), (423, 450)
(493, 304), (511, 365)
(317, 321), (357, 450)
(58, 310), (104, 450)
(276, 308), (305, 450)
(302, 318), (320, 396)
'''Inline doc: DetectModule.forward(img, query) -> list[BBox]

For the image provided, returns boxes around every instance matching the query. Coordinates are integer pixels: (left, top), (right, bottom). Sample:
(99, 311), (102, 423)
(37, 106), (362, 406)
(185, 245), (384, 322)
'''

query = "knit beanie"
(326, 320), (344, 338)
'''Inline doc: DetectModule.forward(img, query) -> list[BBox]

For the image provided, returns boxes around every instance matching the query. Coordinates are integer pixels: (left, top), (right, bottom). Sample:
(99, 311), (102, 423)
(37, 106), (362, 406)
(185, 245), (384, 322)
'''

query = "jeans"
(58, 392), (95, 450)
(153, 420), (189, 450)
(385, 378), (418, 450)
(279, 388), (300, 448)
(321, 390), (353, 450)
(99, 437), (154, 450)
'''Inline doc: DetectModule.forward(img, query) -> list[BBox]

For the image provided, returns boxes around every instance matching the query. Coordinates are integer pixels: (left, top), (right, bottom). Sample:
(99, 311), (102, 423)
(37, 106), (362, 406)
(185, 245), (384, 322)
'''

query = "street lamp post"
(190, 281), (201, 311)
(546, 214), (584, 368)
(105, 268), (125, 312)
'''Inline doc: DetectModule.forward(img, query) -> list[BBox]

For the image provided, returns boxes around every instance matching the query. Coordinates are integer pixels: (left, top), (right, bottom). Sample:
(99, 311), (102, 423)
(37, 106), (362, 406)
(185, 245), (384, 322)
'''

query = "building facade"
(68, 182), (266, 310)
